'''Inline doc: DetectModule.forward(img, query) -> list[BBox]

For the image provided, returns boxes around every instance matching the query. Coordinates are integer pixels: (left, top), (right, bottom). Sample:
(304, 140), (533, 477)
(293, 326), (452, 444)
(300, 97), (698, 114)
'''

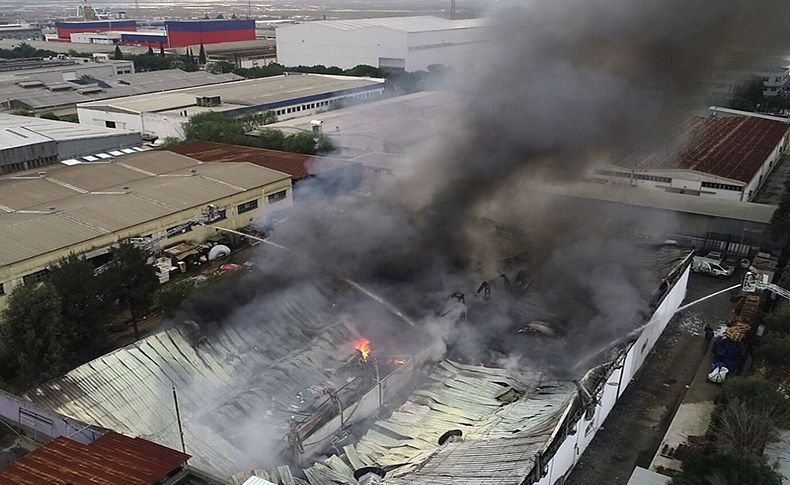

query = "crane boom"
(742, 271), (790, 300)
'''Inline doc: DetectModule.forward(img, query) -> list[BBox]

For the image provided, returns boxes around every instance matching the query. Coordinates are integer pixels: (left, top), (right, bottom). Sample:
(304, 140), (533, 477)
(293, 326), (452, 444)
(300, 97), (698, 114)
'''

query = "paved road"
(564, 272), (739, 485)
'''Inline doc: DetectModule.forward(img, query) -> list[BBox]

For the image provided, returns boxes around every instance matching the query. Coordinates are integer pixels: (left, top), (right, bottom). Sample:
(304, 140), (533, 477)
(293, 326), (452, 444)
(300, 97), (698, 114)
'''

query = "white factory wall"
(595, 168), (746, 202)
(276, 23), (486, 71)
(277, 24), (407, 70)
(78, 107), (142, 133)
(743, 137), (787, 201)
(535, 264), (690, 485)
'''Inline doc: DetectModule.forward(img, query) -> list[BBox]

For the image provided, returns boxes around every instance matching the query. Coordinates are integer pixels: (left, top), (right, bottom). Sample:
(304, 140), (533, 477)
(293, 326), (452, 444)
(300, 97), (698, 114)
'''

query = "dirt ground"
(564, 272), (740, 485)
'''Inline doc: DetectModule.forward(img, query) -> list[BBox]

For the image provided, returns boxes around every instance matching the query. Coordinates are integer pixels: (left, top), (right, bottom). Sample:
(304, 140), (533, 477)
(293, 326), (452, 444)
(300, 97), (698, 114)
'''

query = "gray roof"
(0, 151), (290, 267)
(543, 181), (777, 223)
(284, 16), (486, 33)
(0, 69), (243, 110)
(0, 114), (137, 149)
(78, 74), (385, 115)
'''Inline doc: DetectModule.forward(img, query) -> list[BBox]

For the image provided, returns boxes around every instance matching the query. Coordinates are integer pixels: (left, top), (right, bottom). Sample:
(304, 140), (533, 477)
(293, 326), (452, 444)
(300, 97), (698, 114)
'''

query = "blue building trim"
(224, 84), (385, 117)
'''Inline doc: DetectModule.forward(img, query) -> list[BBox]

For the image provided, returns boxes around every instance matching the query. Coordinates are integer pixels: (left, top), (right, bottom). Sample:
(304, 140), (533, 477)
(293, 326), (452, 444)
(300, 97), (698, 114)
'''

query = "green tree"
(253, 127), (286, 150)
(671, 452), (782, 485)
(208, 60), (236, 74)
(724, 375), (790, 425)
(49, 254), (114, 358)
(316, 135), (335, 154)
(282, 132), (319, 155)
(1, 283), (69, 383)
(156, 279), (196, 317)
(183, 112), (246, 143)
(770, 181), (790, 241)
(198, 43), (207, 65)
(113, 45), (123, 60)
(760, 334), (790, 368)
(107, 241), (158, 339)
(763, 311), (790, 334)
(345, 64), (383, 78)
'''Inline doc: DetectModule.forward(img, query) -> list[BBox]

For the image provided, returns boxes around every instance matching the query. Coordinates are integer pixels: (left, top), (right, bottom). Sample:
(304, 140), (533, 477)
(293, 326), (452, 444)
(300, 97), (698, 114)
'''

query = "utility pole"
(450, 0), (456, 20)
(172, 384), (187, 454)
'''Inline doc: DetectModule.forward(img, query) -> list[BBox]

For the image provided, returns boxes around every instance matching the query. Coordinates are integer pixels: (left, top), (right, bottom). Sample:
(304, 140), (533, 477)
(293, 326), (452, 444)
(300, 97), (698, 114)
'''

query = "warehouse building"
(165, 19), (256, 48)
(77, 73), (386, 140)
(0, 23), (42, 41)
(0, 113), (141, 174)
(276, 16), (493, 71)
(1, 68), (241, 116)
(0, 56), (134, 84)
(55, 20), (138, 41)
(0, 150), (292, 307)
(593, 110), (790, 202)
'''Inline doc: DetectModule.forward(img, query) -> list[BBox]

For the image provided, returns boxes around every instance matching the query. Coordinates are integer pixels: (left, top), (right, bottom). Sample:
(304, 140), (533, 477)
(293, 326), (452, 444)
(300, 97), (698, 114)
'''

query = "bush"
(723, 375), (790, 426)
(156, 279), (197, 317)
(763, 312), (790, 335)
(671, 451), (782, 485)
(761, 334), (790, 368)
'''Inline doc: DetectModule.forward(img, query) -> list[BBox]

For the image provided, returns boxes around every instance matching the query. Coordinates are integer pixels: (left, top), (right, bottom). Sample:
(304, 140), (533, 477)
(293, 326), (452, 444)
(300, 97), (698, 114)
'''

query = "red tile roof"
(166, 141), (351, 181)
(642, 115), (789, 183)
(0, 432), (190, 485)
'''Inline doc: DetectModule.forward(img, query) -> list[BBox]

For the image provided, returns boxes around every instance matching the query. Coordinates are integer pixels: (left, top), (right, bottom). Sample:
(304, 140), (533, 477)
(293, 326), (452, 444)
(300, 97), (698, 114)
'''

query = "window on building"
(216, 209), (227, 221)
(23, 269), (50, 285)
(238, 199), (259, 214)
(0, 283), (5, 296)
(267, 190), (287, 204)
(105, 120), (116, 128)
(701, 182), (743, 192)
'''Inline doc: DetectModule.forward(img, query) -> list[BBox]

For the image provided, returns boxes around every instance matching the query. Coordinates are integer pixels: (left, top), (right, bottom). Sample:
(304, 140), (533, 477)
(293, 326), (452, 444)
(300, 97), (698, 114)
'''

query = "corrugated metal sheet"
(168, 141), (352, 181)
(239, 361), (572, 485)
(25, 279), (401, 478)
(0, 432), (188, 485)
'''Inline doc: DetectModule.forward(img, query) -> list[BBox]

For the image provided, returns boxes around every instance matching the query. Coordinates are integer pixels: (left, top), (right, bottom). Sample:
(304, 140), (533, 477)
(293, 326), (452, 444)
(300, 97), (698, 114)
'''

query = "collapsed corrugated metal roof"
(298, 361), (571, 485)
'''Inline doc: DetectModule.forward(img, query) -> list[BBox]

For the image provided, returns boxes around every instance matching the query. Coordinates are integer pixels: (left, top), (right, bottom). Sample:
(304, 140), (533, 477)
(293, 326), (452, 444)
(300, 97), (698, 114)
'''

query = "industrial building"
(0, 150), (292, 306)
(0, 56), (134, 84)
(0, 113), (141, 174)
(593, 110), (790, 202)
(77, 73), (386, 140)
(0, 23), (42, 41)
(0, 68), (241, 116)
(0, 432), (191, 484)
(276, 16), (494, 71)
(55, 18), (255, 49)
(22, 223), (693, 483)
(267, 90), (454, 156)
(55, 20), (138, 41)
(165, 19), (256, 48)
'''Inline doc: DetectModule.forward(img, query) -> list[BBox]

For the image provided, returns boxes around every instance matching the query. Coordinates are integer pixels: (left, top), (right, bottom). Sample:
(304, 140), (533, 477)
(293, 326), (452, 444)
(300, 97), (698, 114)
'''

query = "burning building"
(22, 235), (692, 483)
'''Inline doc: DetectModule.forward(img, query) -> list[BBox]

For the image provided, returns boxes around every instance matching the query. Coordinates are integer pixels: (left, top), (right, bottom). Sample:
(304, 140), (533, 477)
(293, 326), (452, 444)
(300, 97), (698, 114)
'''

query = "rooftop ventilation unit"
(196, 95), (221, 107)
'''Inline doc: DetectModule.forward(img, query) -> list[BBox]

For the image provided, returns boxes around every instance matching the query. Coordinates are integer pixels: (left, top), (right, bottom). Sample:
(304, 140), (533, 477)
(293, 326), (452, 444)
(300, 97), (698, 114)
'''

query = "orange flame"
(355, 338), (371, 361)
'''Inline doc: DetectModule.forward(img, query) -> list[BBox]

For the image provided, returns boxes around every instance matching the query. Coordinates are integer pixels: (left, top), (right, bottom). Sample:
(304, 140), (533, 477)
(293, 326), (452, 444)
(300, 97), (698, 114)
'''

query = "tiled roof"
(0, 432), (189, 485)
(640, 115), (790, 183)
(167, 141), (351, 180)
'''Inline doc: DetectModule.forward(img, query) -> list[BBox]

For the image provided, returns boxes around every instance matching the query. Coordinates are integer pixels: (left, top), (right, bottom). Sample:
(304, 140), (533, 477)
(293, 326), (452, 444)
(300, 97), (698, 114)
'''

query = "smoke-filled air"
(166, 0), (790, 473)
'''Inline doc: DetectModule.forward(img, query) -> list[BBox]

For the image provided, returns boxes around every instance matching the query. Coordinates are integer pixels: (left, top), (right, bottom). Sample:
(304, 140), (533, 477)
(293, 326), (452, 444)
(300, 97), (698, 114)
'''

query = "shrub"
(761, 334), (790, 368)
(671, 451), (782, 485)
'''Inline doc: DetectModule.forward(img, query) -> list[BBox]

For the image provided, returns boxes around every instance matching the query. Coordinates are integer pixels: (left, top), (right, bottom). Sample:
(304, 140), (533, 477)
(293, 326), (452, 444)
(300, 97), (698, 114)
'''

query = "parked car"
(692, 256), (735, 278)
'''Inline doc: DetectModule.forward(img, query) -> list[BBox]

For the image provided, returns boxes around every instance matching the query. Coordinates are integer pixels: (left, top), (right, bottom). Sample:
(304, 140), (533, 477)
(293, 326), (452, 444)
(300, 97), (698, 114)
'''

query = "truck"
(691, 256), (735, 278)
